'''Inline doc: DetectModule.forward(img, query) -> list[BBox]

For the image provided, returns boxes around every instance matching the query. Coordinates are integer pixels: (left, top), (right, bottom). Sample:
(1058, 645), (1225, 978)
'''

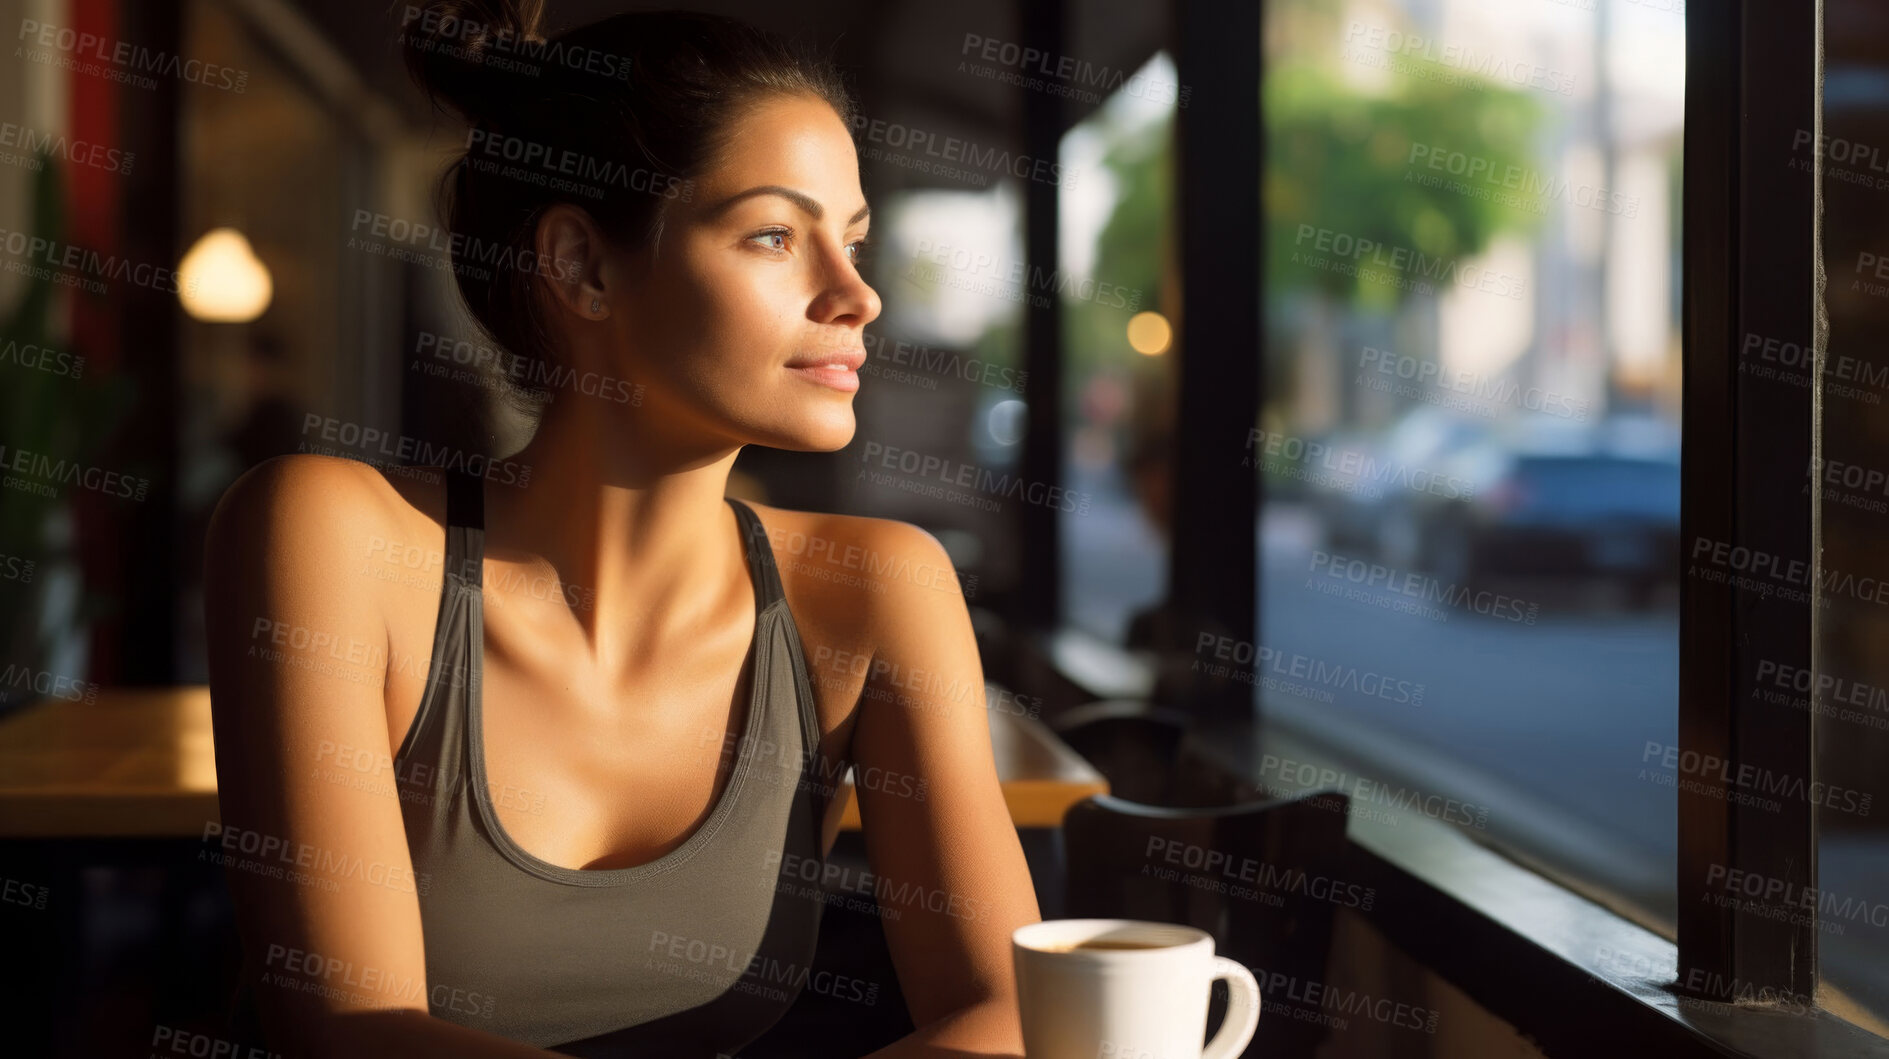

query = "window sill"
(1029, 628), (1889, 1059)
(1221, 714), (1889, 1059)
(1317, 781), (1889, 1059)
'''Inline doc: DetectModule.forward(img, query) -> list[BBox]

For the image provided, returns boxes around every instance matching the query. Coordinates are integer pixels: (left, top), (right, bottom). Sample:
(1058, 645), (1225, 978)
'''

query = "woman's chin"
(807, 420), (858, 452)
(772, 410), (856, 453)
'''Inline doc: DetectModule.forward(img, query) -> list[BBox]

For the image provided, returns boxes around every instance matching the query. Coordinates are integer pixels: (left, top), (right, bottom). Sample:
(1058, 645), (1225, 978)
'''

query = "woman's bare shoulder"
(736, 497), (907, 538)
(735, 499), (967, 631)
(204, 454), (446, 578)
(736, 500), (949, 570)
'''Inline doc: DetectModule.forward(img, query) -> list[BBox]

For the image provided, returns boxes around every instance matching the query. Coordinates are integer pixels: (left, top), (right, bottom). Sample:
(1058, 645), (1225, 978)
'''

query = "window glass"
(1060, 53), (1178, 645)
(845, 184), (1028, 593)
(1257, 0), (1686, 927)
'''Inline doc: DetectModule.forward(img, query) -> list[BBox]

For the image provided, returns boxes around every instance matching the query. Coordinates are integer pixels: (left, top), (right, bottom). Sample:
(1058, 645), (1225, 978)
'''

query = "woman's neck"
(479, 389), (752, 667)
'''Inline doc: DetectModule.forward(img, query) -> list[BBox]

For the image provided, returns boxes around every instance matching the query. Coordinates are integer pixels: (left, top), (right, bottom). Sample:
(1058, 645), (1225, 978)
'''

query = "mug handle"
(1199, 956), (1262, 1059)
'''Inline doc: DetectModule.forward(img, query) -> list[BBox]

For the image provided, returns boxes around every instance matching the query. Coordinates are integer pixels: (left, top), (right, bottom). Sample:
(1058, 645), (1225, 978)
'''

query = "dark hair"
(402, 2), (857, 390)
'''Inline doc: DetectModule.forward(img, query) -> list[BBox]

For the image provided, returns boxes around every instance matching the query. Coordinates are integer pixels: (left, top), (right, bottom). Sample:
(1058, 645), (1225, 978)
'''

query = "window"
(1058, 53), (1178, 645)
(1253, 0), (1686, 928)
(844, 183), (1030, 596)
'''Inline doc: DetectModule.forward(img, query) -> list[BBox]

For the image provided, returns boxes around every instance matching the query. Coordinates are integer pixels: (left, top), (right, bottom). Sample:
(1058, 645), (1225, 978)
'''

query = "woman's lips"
(785, 362), (861, 393)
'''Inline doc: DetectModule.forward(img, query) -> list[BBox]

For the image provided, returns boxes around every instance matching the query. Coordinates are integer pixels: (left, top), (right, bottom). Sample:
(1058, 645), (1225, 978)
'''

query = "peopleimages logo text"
(399, 5), (633, 80)
(300, 415), (532, 487)
(17, 19), (249, 92)
(1340, 22), (1576, 95)
(1641, 741), (1871, 816)
(0, 444), (148, 500)
(851, 114), (1074, 188)
(1292, 224), (1525, 299)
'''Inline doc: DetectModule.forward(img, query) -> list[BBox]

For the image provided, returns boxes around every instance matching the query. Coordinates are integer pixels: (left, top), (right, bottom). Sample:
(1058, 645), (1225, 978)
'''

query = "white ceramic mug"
(1012, 918), (1261, 1059)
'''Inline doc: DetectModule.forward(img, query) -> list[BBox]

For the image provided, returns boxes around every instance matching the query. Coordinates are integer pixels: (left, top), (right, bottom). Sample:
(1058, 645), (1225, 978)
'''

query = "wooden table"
(0, 687), (1107, 839)
(830, 704), (1106, 830)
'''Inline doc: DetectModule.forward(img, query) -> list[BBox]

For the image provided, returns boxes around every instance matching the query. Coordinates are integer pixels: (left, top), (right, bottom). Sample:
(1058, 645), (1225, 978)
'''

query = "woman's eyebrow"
(706, 184), (871, 225)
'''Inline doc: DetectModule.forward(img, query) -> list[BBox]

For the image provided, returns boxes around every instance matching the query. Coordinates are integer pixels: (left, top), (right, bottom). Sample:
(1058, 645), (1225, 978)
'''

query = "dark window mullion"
(1165, 0), (1261, 720)
(1677, 0), (1819, 1004)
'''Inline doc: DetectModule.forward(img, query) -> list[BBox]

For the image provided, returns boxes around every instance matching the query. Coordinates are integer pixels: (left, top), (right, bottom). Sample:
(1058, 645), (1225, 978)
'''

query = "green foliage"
(0, 151), (138, 680)
(1266, 62), (1545, 310)
(1060, 53), (1546, 371)
(1063, 109), (1172, 382)
(1092, 118), (1170, 314)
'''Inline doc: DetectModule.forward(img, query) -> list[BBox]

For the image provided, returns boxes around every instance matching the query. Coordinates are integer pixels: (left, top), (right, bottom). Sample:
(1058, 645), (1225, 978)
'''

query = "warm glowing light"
(178, 228), (272, 322)
(1126, 311), (1171, 355)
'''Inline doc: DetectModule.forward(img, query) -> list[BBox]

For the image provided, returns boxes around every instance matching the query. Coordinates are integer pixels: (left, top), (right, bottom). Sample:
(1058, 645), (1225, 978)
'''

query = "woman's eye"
(847, 238), (871, 264)
(750, 229), (791, 252)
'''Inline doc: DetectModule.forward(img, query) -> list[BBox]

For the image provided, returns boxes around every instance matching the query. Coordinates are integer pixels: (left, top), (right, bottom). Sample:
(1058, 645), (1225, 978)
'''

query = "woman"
(202, 4), (1041, 1056)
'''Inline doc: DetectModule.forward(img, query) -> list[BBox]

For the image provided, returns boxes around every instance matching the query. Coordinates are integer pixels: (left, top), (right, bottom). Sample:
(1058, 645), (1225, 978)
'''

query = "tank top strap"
(392, 468), (486, 820)
(444, 468), (486, 586)
(726, 497), (786, 611)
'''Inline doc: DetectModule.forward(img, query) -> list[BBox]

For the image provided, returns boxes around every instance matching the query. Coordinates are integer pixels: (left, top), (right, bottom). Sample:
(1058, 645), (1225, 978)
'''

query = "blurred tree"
(1265, 62), (1545, 312)
(1062, 56), (1545, 368)
(1063, 108), (1172, 383)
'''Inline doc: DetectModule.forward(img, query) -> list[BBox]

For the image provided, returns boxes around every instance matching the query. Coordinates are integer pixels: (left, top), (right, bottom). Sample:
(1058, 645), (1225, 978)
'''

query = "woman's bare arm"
(843, 520), (1041, 1059)
(203, 454), (563, 1059)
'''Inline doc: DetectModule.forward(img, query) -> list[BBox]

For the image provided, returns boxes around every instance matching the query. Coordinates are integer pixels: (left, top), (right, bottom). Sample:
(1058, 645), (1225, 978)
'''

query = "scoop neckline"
(463, 495), (779, 888)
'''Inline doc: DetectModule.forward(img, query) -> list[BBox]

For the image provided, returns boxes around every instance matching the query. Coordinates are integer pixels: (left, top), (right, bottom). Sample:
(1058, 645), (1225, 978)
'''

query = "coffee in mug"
(1042, 939), (1168, 953)
(1012, 919), (1260, 1059)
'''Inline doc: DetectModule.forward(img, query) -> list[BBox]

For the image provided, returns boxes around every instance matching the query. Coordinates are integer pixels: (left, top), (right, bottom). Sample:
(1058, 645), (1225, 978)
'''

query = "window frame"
(1674, 0), (1820, 1007)
(1031, 0), (1864, 1042)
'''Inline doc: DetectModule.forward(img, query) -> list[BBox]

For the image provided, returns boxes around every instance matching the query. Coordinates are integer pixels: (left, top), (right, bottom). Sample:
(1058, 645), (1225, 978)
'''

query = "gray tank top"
(226, 469), (835, 1056)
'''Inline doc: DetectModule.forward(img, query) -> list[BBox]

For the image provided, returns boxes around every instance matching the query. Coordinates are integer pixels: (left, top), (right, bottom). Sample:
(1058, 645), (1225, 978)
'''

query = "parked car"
(1411, 447), (1681, 606)
(1316, 406), (1495, 560)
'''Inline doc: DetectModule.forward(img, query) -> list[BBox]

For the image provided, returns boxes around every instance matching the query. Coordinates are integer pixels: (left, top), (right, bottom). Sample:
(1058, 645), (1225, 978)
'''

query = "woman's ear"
(535, 203), (614, 320)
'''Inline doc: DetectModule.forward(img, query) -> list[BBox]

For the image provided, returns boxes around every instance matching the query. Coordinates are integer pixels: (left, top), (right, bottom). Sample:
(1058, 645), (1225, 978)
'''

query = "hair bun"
(400, 0), (548, 125)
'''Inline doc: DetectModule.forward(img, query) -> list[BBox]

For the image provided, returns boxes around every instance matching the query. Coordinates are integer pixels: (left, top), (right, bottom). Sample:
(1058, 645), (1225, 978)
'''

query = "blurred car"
(1316, 406), (1495, 560)
(1257, 423), (1373, 507)
(1410, 446), (1681, 606)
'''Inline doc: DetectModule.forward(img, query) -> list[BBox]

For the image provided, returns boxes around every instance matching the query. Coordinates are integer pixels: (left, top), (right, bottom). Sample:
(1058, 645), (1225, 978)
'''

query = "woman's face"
(613, 93), (881, 453)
